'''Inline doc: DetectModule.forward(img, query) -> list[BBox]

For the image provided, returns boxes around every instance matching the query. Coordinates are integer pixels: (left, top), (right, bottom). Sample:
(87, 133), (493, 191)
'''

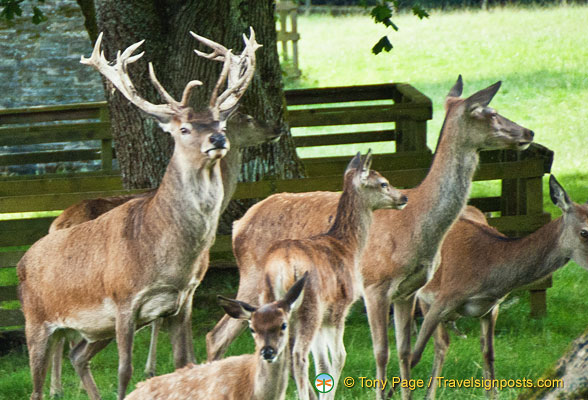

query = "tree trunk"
(518, 329), (588, 400)
(81, 0), (304, 229)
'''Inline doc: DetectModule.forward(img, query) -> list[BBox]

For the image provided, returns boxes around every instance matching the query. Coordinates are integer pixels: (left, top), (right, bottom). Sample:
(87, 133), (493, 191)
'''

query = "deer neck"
(327, 183), (373, 254)
(252, 350), (290, 400)
(490, 218), (569, 292)
(148, 149), (224, 254)
(219, 147), (242, 213)
(411, 116), (479, 251)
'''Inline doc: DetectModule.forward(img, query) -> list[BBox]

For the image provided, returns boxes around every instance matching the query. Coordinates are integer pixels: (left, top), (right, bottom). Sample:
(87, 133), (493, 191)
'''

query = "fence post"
(99, 104), (113, 171)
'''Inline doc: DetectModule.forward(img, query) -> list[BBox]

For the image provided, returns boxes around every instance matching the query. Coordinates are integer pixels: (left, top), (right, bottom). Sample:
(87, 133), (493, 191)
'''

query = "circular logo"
(314, 373), (334, 393)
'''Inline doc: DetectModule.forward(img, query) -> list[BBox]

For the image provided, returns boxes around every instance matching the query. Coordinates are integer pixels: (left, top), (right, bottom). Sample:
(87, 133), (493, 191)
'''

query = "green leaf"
(31, 6), (45, 24)
(0, 0), (24, 21)
(372, 36), (393, 55)
(412, 5), (430, 20)
(370, 4), (392, 24)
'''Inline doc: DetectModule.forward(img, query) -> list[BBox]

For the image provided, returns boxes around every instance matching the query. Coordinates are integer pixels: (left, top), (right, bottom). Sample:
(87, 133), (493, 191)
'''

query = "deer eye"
(180, 127), (190, 135)
(380, 182), (388, 189)
(281, 323), (287, 331)
(580, 229), (588, 239)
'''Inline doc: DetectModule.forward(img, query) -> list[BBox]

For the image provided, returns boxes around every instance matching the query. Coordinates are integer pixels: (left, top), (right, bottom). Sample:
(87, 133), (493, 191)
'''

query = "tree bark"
(518, 329), (588, 400)
(79, 0), (304, 229)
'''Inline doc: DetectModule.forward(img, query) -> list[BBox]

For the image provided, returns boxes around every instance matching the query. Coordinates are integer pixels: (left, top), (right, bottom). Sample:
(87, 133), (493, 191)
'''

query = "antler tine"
(81, 32), (178, 121)
(191, 27), (261, 118)
(190, 31), (229, 61)
(180, 80), (204, 107)
(208, 51), (233, 117)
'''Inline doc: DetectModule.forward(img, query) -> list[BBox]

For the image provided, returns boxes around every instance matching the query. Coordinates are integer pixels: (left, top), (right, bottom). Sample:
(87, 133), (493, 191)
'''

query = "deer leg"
(26, 323), (55, 400)
(480, 306), (499, 399)
(206, 267), (260, 361)
(425, 322), (451, 400)
(363, 286), (391, 400)
(326, 323), (347, 400)
(411, 300), (448, 369)
(168, 295), (196, 369)
(393, 295), (416, 400)
(292, 300), (320, 400)
(69, 338), (111, 400)
(50, 337), (65, 398)
(115, 312), (136, 400)
(144, 319), (161, 377)
(310, 328), (331, 379)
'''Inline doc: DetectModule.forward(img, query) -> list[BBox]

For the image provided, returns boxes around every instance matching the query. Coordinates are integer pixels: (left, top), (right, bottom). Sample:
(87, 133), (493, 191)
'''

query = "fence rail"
(0, 83), (554, 329)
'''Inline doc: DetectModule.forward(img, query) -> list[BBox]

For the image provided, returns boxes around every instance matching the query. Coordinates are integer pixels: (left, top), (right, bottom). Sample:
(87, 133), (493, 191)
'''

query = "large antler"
(81, 32), (202, 122)
(191, 27), (261, 118)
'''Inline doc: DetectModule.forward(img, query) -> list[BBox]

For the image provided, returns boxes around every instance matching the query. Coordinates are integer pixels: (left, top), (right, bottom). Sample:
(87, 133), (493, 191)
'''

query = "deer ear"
(359, 149), (372, 182)
(346, 152), (362, 174)
(464, 81), (501, 109)
(218, 295), (257, 320)
(549, 175), (572, 213)
(280, 271), (308, 311)
(447, 75), (463, 98)
(219, 104), (240, 123)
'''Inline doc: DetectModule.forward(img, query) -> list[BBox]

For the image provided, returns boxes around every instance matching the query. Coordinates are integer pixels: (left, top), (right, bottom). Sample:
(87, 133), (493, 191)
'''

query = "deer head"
(345, 150), (408, 211)
(218, 272), (307, 362)
(81, 29), (260, 162)
(445, 75), (534, 151)
(549, 175), (588, 270)
(226, 112), (282, 149)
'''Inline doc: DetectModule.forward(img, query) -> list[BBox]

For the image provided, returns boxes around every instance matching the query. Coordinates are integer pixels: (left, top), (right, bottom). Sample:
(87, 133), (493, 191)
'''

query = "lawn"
(1, 4), (588, 400)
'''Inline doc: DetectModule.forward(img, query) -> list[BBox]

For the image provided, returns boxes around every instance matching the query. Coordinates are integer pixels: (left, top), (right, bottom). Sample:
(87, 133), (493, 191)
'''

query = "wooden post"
(99, 103), (113, 171)
(276, 1), (301, 77)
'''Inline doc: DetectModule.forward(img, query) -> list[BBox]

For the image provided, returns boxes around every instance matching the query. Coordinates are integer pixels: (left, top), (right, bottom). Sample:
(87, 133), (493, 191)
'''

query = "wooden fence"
(0, 83), (553, 329)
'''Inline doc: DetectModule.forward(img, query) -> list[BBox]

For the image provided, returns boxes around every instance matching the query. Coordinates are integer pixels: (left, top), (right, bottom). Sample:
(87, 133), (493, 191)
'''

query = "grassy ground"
(1, 4), (588, 400)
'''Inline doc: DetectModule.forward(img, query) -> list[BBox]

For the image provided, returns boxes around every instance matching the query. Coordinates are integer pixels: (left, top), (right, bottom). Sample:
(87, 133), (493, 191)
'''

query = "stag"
(18, 29), (259, 400)
(48, 112), (281, 396)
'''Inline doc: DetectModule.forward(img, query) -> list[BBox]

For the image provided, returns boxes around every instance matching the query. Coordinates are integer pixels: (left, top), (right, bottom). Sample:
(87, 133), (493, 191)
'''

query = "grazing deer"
(206, 76), (535, 400)
(17, 29), (259, 400)
(260, 151), (408, 399)
(47, 112), (280, 396)
(411, 176), (588, 399)
(125, 273), (307, 400)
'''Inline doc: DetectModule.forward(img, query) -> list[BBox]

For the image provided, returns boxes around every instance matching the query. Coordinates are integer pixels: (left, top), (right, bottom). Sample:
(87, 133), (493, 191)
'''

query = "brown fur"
(413, 179), (588, 399)
(19, 31), (259, 400)
(125, 275), (307, 400)
(206, 76), (535, 400)
(260, 153), (407, 400)
(47, 112), (279, 394)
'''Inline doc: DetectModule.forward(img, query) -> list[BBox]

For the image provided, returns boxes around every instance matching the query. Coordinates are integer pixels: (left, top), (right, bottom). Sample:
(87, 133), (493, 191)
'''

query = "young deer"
(260, 151), (408, 399)
(207, 76), (535, 400)
(411, 176), (588, 399)
(125, 273), (307, 400)
(17, 30), (259, 400)
(47, 112), (280, 396)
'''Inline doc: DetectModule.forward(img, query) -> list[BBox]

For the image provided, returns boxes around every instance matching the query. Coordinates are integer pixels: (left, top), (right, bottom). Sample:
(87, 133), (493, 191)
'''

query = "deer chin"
(261, 355), (278, 364)
(204, 148), (228, 160)
(516, 141), (532, 150)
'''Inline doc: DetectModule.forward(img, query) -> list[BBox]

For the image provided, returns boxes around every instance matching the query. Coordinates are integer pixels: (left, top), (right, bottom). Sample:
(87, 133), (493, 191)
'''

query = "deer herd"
(15, 28), (587, 400)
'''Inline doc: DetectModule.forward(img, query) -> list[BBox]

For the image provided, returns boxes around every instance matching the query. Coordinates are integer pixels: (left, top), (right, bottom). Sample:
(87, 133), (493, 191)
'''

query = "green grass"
(2, 4), (588, 399)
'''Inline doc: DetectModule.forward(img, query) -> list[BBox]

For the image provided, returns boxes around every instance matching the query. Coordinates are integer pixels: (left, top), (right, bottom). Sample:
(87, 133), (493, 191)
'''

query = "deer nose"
(209, 133), (226, 149)
(399, 194), (408, 205)
(527, 129), (535, 139)
(260, 346), (276, 361)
